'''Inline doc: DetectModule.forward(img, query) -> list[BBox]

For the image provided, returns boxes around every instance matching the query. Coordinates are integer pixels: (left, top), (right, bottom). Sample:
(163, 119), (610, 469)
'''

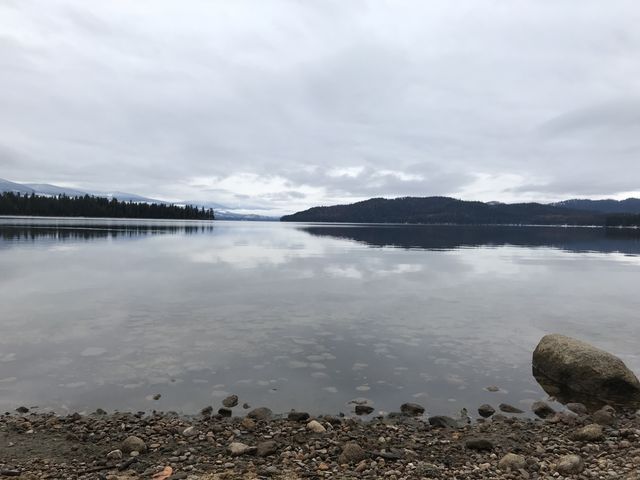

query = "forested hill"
(553, 198), (640, 214)
(280, 196), (634, 226)
(0, 192), (214, 220)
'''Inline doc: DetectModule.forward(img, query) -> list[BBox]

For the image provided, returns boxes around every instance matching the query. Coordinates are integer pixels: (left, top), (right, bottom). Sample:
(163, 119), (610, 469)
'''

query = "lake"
(1, 217), (639, 418)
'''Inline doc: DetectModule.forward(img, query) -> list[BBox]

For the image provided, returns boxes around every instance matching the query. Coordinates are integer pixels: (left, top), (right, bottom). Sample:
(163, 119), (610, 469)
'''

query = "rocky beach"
(2, 335), (640, 480)
(1, 401), (640, 480)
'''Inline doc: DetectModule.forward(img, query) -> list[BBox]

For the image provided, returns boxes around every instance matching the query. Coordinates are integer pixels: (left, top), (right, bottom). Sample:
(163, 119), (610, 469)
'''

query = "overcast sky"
(1, 1), (639, 214)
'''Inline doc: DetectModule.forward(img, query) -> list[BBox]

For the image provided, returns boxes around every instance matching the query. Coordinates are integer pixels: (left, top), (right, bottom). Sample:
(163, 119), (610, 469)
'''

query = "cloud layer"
(1, 0), (639, 214)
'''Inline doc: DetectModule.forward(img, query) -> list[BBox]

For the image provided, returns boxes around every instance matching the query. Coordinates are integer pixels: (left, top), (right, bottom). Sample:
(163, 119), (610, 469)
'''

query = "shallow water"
(1, 218), (639, 417)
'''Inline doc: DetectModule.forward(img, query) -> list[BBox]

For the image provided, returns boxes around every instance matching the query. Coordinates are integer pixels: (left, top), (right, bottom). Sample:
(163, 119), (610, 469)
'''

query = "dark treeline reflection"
(300, 225), (640, 255)
(0, 224), (215, 242)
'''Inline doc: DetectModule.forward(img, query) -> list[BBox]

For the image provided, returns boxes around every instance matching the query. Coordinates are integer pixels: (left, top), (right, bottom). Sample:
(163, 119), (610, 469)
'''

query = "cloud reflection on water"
(0, 220), (639, 416)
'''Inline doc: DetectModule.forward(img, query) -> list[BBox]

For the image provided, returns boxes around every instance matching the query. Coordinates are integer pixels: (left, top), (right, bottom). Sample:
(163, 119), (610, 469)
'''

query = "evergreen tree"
(0, 192), (215, 220)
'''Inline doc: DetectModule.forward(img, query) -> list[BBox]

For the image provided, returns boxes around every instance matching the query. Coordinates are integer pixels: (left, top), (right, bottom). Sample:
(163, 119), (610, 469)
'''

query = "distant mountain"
(0, 178), (34, 195)
(3, 179), (170, 205)
(0, 178), (278, 220)
(93, 190), (163, 204)
(215, 211), (278, 221)
(553, 198), (640, 214)
(281, 196), (606, 226)
(2, 178), (161, 204)
(24, 183), (89, 197)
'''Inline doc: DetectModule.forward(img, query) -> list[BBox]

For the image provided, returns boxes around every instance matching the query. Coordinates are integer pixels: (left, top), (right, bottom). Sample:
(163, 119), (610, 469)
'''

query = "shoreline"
(1, 403), (639, 479)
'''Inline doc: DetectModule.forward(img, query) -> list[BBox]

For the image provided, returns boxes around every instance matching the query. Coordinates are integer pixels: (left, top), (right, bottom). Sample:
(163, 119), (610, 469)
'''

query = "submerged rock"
(355, 405), (374, 415)
(200, 405), (213, 417)
(223, 394), (239, 408)
(532, 334), (640, 404)
(400, 403), (425, 416)
(218, 408), (232, 417)
(477, 404), (495, 418)
(499, 403), (524, 414)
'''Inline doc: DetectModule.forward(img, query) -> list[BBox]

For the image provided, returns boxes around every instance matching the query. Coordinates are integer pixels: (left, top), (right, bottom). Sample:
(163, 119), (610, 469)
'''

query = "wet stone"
(400, 402), (425, 416)
(566, 402), (588, 415)
(355, 405), (375, 415)
(287, 411), (310, 422)
(247, 407), (272, 421)
(200, 406), (213, 416)
(499, 403), (524, 414)
(531, 400), (555, 419)
(428, 416), (459, 428)
(478, 404), (495, 418)
(222, 394), (239, 408)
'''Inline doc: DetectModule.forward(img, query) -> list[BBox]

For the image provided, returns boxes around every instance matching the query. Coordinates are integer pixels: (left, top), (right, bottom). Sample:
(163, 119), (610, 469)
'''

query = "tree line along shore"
(0, 192), (214, 220)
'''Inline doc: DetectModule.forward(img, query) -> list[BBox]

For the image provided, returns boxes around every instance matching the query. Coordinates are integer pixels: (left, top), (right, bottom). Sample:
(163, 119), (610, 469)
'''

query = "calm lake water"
(1, 218), (640, 418)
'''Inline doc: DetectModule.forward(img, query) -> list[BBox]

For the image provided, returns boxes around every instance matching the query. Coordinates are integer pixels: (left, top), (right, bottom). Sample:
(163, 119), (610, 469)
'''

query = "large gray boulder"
(532, 334), (640, 403)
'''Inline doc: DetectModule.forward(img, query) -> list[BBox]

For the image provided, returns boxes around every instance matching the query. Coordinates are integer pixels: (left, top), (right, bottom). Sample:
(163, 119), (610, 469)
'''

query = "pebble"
(106, 449), (123, 460)
(498, 452), (526, 471)
(228, 442), (255, 456)
(339, 441), (367, 464)
(556, 453), (584, 474)
(121, 435), (146, 454)
(307, 420), (326, 433)
(572, 423), (604, 442)
(465, 438), (494, 451)
(256, 440), (278, 457)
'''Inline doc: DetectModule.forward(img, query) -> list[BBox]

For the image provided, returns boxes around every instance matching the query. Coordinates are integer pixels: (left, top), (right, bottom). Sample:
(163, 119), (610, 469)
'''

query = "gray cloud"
(1, 0), (640, 214)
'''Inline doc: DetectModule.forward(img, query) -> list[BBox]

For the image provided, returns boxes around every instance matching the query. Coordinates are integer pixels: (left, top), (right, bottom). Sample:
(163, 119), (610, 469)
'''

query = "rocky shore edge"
(1, 401), (639, 480)
(2, 333), (640, 479)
